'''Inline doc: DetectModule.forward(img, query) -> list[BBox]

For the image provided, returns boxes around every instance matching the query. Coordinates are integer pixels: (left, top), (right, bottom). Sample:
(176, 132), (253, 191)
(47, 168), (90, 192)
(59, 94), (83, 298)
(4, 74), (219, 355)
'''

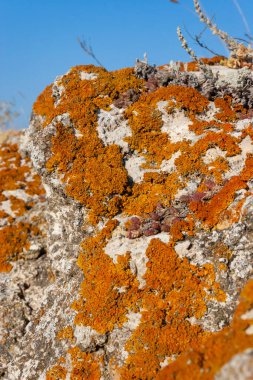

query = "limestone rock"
(1, 61), (253, 379)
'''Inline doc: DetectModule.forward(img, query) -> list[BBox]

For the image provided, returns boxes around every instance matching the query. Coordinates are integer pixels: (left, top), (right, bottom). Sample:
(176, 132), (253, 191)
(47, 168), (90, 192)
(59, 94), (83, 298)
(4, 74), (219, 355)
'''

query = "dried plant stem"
(193, 0), (239, 53)
(184, 23), (223, 57)
(78, 38), (105, 69)
(177, 26), (214, 76)
(177, 26), (198, 61)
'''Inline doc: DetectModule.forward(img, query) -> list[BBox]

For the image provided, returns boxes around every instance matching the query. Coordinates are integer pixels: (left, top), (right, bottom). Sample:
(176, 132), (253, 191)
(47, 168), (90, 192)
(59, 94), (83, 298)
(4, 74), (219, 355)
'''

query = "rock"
(215, 349), (253, 380)
(1, 60), (253, 379)
(0, 133), (48, 376)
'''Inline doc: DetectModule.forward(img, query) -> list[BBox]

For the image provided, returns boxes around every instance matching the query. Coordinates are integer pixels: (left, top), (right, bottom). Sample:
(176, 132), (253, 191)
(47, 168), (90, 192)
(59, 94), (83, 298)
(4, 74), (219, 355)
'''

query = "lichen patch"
(0, 141), (45, 272)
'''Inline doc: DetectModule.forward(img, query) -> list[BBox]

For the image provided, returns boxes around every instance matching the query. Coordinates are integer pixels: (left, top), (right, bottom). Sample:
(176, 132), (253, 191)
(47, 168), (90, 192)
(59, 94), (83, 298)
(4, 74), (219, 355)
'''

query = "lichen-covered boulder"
(3, 61), (253, 379)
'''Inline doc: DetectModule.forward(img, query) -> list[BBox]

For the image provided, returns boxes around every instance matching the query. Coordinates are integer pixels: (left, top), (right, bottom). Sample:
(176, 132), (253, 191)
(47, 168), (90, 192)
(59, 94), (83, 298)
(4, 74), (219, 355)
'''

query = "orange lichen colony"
(34, 65), (143, 224)
(34, 65), (253, 378)
(73, 220), (140, 333)
(117, 238), (227, 379)
(157, 279), (253, 380)
(46, 348), (101, 380)
(0, 141), (45, 272)
(33, 65), (253, 226)
(184, 56), (226, 72)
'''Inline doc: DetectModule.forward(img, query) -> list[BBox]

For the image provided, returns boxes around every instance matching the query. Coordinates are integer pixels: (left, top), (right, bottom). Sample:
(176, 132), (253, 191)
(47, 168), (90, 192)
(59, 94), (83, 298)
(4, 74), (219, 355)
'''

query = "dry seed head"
(193, 0), (240, 53)
(177, 26), (198, 61)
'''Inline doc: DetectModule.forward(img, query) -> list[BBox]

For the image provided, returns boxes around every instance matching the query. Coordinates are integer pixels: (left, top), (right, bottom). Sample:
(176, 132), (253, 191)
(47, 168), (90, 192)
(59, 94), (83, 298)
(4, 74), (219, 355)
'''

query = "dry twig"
(77, 37), (105, 69)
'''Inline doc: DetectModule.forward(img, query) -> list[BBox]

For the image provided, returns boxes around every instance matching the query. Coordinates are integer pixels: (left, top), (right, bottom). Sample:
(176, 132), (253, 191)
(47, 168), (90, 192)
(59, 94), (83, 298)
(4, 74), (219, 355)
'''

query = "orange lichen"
(206, 157), (230, 183)
(46, 121), (129, 224)
(0, 142), (45, 271)
(189, 166), (252, 229)
(118, 239), (225, 379)
(33, 65), (144, 128)
(72, 220), (140, 333)
(72, 232), (226, 378)
(68, 225), (224, 378)
(0, 222), (40, 272)
(0, 143), (30, 190)
(214, 96), (245, 122)
(33, 84), (55, 126)
(57, 326), (75, 342)
(186, 61), (199, 72)
(33, 64), (253, 378)
(33, 66), (145, 223)
(34, 77), (210, 222)
(241, 154), (253, 180)
(125, 85), (208, 164)
(33, 65), (250, 229)
(0, 142), (45, 200)
(189, 178), (241, 228)
(157, 279), (253, 380)
(200, 56), (226, 65)
(216, 197), (247, 230)
(186, 56), (227, 72)
(10, 196), (27, 216)
(46, 346), (101, 379)
(123, 172), (183, 216)
(46, 364), (67, 380)
(169, 216), (195, 242)
(189, 115), (235, 136)
(68, 347), (101, 380)
(185, 56), (228, 72)
(241, 123), (253, 141)
(213, 242), (233, 261)
(0, 210), (8, 219)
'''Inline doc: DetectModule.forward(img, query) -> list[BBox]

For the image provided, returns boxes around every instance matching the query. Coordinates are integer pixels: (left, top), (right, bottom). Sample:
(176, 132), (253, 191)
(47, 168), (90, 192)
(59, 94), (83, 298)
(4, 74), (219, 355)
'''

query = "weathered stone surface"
(215, 349), (253, 380)
(1, 59), (253, 379)
(0, 133), (48, 377)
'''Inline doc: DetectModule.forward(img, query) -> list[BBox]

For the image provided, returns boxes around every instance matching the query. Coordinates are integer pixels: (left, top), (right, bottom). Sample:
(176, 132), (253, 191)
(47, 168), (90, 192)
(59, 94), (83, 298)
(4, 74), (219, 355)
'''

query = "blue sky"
(1, 0), (253, 129)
